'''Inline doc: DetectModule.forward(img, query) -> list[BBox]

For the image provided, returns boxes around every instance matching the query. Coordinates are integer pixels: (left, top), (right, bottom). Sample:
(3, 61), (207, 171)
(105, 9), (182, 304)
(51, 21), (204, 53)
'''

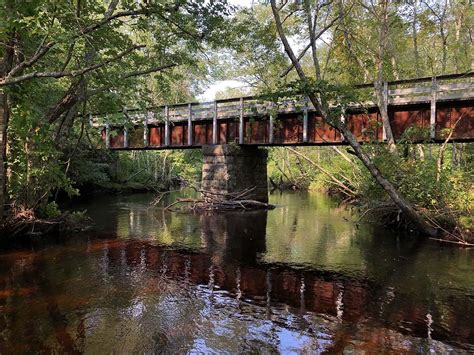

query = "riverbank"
(0, 181), (163, 240)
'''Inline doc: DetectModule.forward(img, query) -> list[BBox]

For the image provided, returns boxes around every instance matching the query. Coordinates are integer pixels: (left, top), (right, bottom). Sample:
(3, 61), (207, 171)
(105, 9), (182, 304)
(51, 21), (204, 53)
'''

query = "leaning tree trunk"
(411, 0), (421, 77)
(270, 0), (439, 238)
(335, 122), (438, 237)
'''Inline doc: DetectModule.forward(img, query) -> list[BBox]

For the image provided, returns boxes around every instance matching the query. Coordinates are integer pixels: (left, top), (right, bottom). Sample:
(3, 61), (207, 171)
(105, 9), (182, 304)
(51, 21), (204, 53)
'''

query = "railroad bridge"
(95, 74), (474, 202)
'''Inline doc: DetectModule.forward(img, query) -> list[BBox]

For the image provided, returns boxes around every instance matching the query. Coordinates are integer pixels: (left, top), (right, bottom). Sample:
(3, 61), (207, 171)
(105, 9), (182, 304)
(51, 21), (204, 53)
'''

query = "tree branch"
(280, 16), (339, 78)
(436, 113), (465, 182)
(0, 45), (145, 86)
(86, 63), (177, 97)
(2, 5), (160, 85)
(5, 41), (55, 79)
(121, 63), (177, 80)
(60, 42), (76, 72)
(104, 0), (120, 19)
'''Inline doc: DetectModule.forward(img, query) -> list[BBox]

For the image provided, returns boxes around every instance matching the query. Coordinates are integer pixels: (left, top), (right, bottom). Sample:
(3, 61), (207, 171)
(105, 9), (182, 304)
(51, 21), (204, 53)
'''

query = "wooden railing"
(92, 73), (474, 148)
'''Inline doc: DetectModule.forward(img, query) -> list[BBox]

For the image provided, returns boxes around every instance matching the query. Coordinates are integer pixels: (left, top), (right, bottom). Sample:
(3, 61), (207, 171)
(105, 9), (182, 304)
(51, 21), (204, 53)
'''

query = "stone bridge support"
(201, 145), (268, 203)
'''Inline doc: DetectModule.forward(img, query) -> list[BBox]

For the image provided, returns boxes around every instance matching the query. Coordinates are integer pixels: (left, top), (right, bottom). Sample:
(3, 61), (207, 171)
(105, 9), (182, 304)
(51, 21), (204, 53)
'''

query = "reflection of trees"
(264, 192), (367, 273)
(113, 192), (203, 249)
(358, 225), (474, 346)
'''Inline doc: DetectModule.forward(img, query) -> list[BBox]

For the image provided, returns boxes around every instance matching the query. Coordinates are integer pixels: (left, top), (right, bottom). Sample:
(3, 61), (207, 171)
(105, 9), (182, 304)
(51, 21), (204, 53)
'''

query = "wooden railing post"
(430, 76), (437, 139)
(105, 122), (110, 149)
(212, 101), (218, 145)
(164, 105), (170, 146)
(269, 102), (275, 144)
(303, 96), (309, 143)
(123, 126), (128, 148)
(188, 103), (193, 146)
(143, 115), (148, 147)
(239, 97), (244, 144)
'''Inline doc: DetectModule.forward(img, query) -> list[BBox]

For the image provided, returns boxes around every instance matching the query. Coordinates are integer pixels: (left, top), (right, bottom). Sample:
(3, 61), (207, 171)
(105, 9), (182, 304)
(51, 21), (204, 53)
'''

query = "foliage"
(42, 201), (61, 219)
(269, 142), (473, 235)
(0, 0), (233, 221)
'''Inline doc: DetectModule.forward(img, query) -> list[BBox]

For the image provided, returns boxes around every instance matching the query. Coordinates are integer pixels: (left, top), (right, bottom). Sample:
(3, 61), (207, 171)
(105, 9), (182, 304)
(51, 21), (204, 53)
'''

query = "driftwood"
(153, 186), (275, 212)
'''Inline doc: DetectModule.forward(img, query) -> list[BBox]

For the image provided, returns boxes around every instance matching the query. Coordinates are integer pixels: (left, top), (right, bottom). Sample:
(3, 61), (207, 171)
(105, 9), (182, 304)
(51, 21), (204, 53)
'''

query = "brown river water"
(0, 191), (473, 353)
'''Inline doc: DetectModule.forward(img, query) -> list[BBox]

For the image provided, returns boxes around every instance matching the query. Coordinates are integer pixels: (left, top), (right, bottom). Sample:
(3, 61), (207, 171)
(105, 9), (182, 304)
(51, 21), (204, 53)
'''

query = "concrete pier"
(201, 145), (268, 203)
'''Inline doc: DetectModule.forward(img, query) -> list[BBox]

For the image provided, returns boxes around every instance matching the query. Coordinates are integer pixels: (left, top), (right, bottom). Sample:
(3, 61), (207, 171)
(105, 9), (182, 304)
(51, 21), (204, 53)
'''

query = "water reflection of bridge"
(101, 209), (473, 350)
(101, 235), (472, 351)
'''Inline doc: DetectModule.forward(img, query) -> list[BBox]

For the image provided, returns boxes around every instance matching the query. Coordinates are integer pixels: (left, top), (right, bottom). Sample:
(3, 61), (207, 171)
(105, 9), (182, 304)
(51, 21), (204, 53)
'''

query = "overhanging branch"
(0, 45), (145, 86)
(86, 63), (177, 97)
(2, 4), (176, 86)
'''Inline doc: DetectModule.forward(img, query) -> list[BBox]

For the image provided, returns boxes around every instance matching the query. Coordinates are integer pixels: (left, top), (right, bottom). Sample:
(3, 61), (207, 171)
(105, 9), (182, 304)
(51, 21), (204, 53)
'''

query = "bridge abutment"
(201, 145), (268, 203)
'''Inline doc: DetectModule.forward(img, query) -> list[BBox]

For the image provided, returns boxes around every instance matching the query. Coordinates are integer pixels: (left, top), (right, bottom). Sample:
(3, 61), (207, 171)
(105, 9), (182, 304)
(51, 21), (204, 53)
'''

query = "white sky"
(198, 0), (254, 101)
(198, 0), (313, 101)
(198, 80), (248, 101)
(229, 0), (255, 7)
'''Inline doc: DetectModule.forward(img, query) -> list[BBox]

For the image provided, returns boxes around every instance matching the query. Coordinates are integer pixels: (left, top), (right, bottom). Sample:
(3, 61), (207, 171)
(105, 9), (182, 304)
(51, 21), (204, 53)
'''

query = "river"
(0, 191), (473, 353)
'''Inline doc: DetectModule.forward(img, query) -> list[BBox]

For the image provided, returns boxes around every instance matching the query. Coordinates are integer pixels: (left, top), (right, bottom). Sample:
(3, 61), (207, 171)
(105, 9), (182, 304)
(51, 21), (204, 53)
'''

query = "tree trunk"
(271, 0), (439, 237)
(0, 92), (8, 223)
(374, 0), (396, 153)
(303, 2), (321, 80)
(0, 31), (14, 224)
(412, 1), (420, 77)
(338, 0), (397, 153)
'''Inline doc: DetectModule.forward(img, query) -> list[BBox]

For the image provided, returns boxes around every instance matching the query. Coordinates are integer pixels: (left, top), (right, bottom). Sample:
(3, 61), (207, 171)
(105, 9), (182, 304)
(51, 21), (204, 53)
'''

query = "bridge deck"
(95, 74), (474, 149)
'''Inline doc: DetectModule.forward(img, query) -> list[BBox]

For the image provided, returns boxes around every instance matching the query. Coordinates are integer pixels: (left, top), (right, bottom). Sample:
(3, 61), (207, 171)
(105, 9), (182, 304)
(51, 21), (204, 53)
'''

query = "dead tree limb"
(154, 186), (275, 212)
(286, 147), (356, 196)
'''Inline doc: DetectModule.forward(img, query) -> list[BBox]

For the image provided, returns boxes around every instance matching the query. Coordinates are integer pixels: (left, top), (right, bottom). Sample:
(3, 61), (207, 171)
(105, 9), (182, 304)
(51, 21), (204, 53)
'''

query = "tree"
(269, 0), (439, 237)
(0, 0), (232, 223)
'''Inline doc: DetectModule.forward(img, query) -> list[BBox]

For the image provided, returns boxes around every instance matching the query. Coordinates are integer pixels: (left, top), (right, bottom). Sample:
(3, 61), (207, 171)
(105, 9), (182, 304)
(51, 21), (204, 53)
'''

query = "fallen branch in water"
(356, 201), (473, 245)
(149, 189), (182, 206)
(155, 186), (275, 212)
(165, 197), (275, 212)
